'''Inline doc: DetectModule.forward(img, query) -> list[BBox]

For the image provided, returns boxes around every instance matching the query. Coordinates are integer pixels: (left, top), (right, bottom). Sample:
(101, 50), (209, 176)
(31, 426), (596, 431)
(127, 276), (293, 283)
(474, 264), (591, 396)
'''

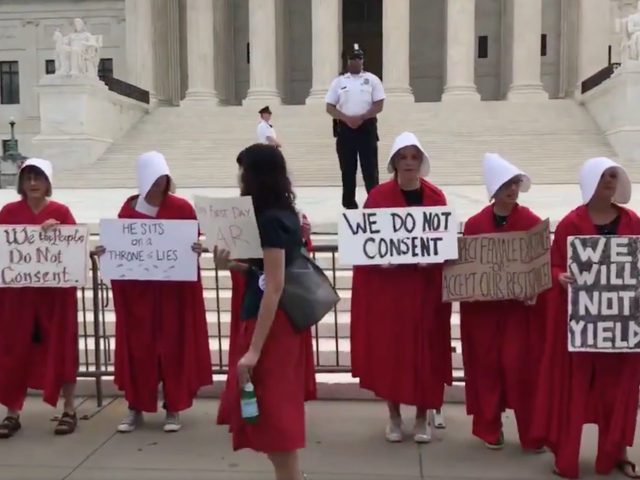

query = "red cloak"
(350, 178), (453, 408)
(532, 205), (640, 478)
(460, 204), (546, 448)
(111, 194), (212, 413)
(0, 199), (78, 410)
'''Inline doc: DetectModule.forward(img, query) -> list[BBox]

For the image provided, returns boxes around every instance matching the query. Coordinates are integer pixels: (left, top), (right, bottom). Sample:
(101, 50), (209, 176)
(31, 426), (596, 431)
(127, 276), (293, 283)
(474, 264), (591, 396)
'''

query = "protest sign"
(0, 224), (89, 287)
(338, 206), (458, 266)
(194, 196), (262, 259)
(442, 219), (552, 302)
(99, 219), (199, 281)
(568, 235), (640, 352)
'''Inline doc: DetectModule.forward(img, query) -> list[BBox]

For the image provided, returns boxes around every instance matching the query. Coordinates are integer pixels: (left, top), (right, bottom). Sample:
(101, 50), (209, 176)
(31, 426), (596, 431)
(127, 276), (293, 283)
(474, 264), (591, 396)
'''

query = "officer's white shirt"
(325, 71), (385, 117)
(257, 120), (276, 144)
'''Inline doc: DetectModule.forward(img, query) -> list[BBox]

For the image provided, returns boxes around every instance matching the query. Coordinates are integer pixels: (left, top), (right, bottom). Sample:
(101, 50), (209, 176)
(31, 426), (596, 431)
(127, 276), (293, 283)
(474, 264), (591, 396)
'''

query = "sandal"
(0, 416), (21, 439)
(618, 460), (640, 479)
(54, 411), (77, 435)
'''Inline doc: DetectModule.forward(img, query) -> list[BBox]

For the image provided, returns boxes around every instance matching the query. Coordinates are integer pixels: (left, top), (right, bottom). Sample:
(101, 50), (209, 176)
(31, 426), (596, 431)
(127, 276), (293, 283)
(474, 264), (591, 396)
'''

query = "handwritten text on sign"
(442, 219), (552, 302)
(0, 224), (89, 287)
(194, 196), (262, 259)
(99, 219), (198, 281)
(568, 236), (640, 352)
(338, 207), (459, 265)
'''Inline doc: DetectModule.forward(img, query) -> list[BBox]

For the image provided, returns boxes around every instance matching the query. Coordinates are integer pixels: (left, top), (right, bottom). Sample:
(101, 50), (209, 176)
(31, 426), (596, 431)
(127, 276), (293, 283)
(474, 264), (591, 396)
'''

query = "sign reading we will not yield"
(338, 207), (459, 266)
(568, 235), (640, 352)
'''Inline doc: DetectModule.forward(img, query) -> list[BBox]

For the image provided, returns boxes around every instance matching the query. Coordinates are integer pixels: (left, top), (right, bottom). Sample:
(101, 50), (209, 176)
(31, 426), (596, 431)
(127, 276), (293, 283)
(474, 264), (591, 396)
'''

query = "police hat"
(258, 105), (272, 115)
(348, 43), (364, 60)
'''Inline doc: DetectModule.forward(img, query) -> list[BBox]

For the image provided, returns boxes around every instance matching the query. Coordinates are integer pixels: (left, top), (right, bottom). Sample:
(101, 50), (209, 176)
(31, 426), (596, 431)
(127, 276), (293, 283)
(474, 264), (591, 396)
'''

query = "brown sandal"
(0, 416), (21, 439)
(54, 411), (77, 435)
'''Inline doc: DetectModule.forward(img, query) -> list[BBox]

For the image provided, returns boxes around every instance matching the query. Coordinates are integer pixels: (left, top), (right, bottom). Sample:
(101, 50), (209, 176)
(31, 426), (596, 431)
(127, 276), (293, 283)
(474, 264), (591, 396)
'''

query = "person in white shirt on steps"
(256, 106), (281, 149)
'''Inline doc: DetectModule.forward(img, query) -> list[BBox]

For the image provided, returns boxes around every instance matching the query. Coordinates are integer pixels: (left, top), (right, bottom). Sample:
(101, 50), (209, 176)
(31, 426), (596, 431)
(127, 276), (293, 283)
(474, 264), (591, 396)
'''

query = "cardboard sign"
(0, 224), (89, 287)
(194, 196), (262, 259)
(442, 219), (552, 302)
(338, 206), (459, 265)
(99, 219), (199, 281)
(568, 235), (640, 352)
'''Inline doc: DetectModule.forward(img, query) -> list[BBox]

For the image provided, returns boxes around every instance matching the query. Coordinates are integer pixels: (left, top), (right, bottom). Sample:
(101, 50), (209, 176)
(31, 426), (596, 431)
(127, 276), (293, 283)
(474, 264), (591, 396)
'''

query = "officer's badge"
(363, 78), (370, 85)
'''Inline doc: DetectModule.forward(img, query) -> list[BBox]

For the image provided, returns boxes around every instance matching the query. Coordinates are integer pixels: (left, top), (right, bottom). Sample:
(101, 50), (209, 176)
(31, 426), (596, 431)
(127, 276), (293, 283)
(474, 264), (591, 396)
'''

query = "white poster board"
(338, 206), (459, 266)
(99, 219), (199, 281)
(194, 195), (262, 259)
(0, 224), (89, 287)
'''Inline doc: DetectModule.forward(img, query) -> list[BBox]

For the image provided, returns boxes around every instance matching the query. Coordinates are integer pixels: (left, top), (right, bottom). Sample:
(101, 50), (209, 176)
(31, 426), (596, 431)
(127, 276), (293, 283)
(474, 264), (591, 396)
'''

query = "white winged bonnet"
(136, 151), (173, 198)
(482, 153), (531, 201)
(19, 158), (53, 195)
(387, 132), (430, 177)
(579, 157), (631, 205)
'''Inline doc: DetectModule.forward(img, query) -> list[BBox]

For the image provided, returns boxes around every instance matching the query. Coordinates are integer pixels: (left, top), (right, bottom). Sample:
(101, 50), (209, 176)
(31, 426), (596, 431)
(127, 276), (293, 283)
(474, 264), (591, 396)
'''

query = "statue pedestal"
(582, 62), (640, 163)
(32, 75), (148, 171)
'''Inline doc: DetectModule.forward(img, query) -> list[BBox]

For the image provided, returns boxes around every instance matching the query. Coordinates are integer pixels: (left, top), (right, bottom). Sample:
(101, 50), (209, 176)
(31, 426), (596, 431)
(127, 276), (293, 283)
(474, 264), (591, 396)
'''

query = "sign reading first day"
(338, 206), (459, 266)
(0, 224), (90, 287)
(99, 219), (199, 281)
(194, 195), (263, 259)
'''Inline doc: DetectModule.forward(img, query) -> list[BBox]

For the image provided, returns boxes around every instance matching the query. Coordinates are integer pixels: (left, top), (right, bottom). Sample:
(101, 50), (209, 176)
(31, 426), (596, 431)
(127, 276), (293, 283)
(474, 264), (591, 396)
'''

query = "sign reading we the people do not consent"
(442, 219), (552, 302)
(338, 207), (459, 266)
(568, 235), (640, 352)
(0, 224), (89, 287)
(99, 219), (199, 281)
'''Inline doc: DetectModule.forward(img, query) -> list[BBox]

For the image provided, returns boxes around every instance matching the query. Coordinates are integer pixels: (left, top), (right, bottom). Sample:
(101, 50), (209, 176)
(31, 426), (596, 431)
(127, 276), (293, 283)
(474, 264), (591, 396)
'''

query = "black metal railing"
(103, 76), (150, 104)
(581, 63), (621, 95)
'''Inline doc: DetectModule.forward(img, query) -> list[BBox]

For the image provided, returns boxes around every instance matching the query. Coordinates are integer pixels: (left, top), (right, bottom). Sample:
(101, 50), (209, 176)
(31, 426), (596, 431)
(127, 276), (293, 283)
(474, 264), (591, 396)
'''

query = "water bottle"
(240, 382), (259, 424)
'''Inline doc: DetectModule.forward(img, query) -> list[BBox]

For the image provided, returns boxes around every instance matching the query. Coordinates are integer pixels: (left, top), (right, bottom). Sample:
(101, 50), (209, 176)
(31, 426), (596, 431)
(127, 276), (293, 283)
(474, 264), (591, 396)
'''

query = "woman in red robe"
(216, 144), (316, 480)
(460, 153), (545, 451)
(97, 151), (212, 433)
(0, 158), (79, 437)
(533, 157), (640, 478)
(350, 132), (452, 444)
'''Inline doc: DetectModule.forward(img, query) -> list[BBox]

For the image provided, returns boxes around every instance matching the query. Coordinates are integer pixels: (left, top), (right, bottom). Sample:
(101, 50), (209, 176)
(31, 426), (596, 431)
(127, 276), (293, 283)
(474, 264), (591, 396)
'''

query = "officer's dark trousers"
(336, 119), (379, 209)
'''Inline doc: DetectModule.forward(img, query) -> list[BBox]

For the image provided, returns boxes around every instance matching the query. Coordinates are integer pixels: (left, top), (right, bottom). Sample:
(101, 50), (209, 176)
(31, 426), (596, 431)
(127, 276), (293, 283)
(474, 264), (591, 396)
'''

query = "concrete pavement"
(0, 397), (637, 480)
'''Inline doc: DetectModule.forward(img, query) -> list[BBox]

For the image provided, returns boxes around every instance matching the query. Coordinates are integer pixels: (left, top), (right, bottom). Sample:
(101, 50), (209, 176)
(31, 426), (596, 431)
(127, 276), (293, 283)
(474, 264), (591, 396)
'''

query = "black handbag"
(279, 251), (341, 332)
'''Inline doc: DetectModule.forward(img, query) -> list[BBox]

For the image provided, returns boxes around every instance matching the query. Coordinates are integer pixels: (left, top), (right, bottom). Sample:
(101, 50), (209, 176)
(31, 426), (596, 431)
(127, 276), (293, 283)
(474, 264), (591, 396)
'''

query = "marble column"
(306, 0), (341, 103)
(382, 0), (414, 100)
(507, 0), (548, 100)
(442, 0), (480, 101)
(184, 0), (218, 102)
(21, 20), (40, 118)
(577, 0), (610, 92)
(244, 0), (281, 104)
(125, 0), (156, 102)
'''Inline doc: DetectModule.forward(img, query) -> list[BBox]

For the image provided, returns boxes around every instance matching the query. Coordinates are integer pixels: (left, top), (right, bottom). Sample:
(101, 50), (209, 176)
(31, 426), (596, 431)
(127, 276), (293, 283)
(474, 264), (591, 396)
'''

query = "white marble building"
(0, 0), (635, 157)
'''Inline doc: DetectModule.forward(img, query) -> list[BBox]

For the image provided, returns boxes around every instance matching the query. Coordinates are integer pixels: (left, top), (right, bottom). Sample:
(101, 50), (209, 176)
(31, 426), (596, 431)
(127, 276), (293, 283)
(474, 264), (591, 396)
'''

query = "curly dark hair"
(236, 144), (296, 215)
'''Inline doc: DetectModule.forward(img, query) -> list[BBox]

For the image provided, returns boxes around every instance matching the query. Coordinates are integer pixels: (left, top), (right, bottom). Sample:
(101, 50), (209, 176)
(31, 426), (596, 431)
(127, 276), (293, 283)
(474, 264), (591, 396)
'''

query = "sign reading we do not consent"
(568, 235), (640, 352)
(0, 224), (90, 287)
(338, 206), (459, 266)
(99, 219), (199, 281)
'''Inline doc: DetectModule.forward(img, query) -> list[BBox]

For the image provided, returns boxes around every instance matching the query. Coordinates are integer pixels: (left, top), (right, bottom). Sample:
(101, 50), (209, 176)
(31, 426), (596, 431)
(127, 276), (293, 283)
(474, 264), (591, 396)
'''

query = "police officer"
(256, 106), (281, 148)
(326, 44), (385, 209)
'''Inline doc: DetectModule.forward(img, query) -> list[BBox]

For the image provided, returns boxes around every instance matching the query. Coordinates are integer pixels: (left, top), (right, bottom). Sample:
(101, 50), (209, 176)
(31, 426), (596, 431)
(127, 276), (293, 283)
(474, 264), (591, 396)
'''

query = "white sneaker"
(163, 412), (181, 432)
(414, 418), (432, 443)
(117, 410), (142, 433)
(385, 419), (403, 442)
(433, 409), (446, 429)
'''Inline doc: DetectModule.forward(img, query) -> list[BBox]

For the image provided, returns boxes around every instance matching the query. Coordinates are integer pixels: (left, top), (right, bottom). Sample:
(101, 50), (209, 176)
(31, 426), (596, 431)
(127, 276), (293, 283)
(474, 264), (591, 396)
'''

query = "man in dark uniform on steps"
(325, 44), (386, 209)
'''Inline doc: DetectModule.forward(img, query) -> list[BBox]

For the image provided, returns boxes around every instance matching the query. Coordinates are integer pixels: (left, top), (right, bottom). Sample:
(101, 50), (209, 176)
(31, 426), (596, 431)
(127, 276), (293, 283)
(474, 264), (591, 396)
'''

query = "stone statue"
(52, 18), (102, 77)
(619, 1), (640, 63)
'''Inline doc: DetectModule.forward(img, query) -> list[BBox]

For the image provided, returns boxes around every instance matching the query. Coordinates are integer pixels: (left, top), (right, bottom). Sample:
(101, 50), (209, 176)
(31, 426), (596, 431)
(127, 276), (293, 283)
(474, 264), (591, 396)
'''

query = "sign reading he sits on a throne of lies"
(0, 224), (89, 287)
(338, 206), (459, 266)
(99, 219), (199, 281)
(568, 235), (640, 352)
